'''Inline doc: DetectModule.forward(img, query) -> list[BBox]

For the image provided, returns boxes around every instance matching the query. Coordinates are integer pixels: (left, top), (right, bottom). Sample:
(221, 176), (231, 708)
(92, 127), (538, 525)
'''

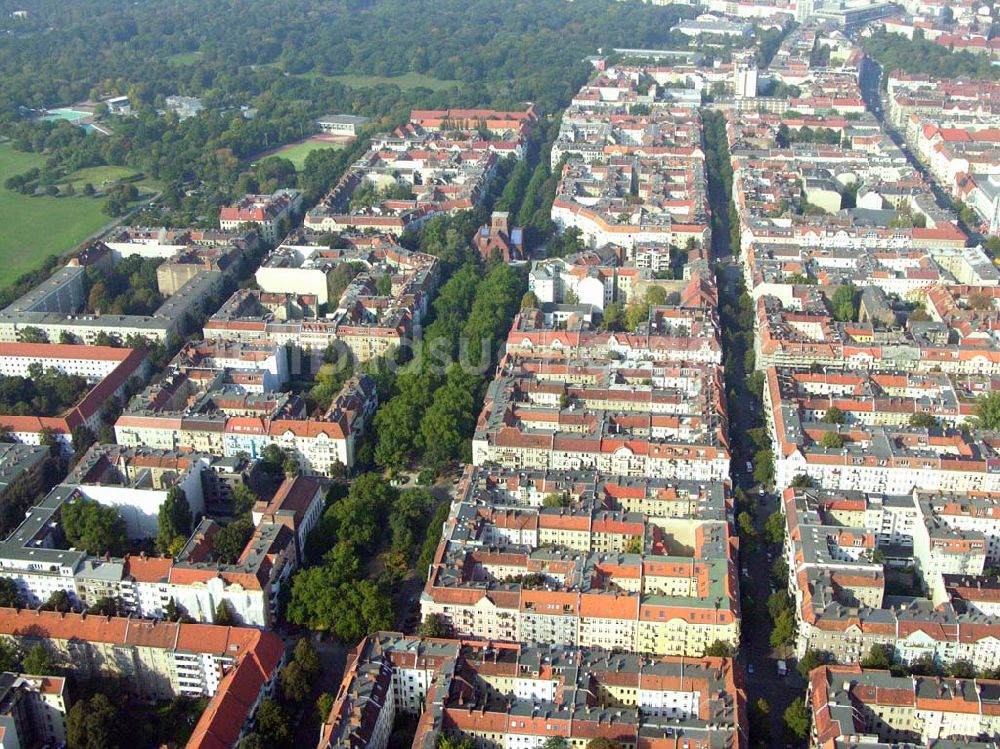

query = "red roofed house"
(0, 609), (285, 749)
(220, 189), (303, 243)
(0, 343), (147, 454)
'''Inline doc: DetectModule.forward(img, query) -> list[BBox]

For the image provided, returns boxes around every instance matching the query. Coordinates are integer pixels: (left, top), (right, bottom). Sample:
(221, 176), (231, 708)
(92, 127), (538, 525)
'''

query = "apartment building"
(252, 231), (438, 326)
(318, 633), (746, 749)
(0, 672), (70, 749)
(809, 665), (1000, 749)
(764, 366), (1000, 494)
(0, 343), (147, 452)
(219, 189), (303, 243)
(421, 467), (739, 657)
(0, 609), (284, 749)
(169, 338), (289, 394)
(475, 272), (729, 480)
(782, 485), (1000, 669)
(528, 246), (658, 312)
(0, 470), (322, 628)
(0, 257), (221, 347)
(305, 108), (534, 235)
(104, 226), (259, 261)
(116, 343), (377, 475)
(507, 300), (723, 366)
(64, 443), (212, 539)
(754, 289), (1000, 374)
(0, 443), (50, 511)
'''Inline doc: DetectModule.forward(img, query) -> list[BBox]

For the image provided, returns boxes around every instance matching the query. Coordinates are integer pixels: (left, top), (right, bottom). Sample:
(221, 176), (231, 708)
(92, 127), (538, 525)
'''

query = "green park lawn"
(64, 165), (141, 191)
(323, 72), (457, 91)
(252, 63), (456, 91)
(0, 144), (116, 289)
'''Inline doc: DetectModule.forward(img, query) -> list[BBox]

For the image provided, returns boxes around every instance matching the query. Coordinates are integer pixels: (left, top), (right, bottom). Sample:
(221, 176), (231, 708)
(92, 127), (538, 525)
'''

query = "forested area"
(0, 0), (696, 117)
(0, 0), (700, 227)
(863, 30), (1000, 80)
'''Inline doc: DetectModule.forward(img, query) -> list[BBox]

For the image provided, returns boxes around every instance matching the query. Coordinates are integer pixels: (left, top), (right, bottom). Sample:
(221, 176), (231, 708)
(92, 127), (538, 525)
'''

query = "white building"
(316, 114), (371, 137)
(735, 65), (759, 98)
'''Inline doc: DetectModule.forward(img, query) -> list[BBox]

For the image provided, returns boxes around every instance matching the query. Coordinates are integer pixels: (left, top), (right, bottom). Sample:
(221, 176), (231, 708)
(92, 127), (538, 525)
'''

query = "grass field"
(0, 144), (114, 289)
(64, 165), (140, 190)
(63, 165), (160, 198)
(166, 50), (203, 65)
(252, 63), (456, 91)
(323, 72), (457, 91)
(269, 139), (345, 169)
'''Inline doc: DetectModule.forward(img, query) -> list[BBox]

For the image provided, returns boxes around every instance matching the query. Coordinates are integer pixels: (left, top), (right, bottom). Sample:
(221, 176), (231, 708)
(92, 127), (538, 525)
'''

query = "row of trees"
(775, 124), (843, 149)
(703, 110), (739, 256)
(704, 138), (811, 746)
(285, 475), (433, 640)
(238, 639), (322, 749)
(371, 254), (524, 480)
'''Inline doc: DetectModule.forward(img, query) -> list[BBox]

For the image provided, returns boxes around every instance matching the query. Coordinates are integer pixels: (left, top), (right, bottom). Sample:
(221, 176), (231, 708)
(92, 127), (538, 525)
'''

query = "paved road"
(739, 485), (807, 745)
(715, 258), (803, 745)
(859, 57), (980, 240)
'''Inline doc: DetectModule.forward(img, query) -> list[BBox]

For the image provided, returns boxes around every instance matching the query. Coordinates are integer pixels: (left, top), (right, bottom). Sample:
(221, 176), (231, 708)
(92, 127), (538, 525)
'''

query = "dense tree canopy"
(864, 30), (1000, 81)
(66, 694), (123, 749)
(22, 643), (55, 675)
(0, 364), (91, 416)
(156, 487), (192, 554)
(978, 391), (1000, 430)
(85, 256), (164, 316)
(61, 497), (127, 556)
(214, 517), (254, 564)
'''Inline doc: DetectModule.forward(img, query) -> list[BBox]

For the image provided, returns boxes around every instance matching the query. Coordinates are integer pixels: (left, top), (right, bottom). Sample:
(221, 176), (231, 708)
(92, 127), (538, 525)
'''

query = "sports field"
(0, 145), (114, 289)
(270, 138), (346, 169)
(43, 108), (93, 122)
